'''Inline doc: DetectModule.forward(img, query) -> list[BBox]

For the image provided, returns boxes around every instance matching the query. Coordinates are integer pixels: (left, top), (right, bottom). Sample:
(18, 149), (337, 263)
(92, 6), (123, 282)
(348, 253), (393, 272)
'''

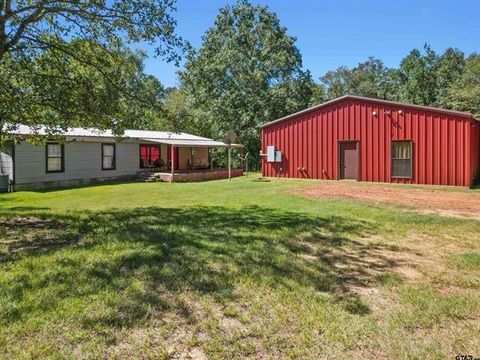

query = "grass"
(0, 174), (479, 359)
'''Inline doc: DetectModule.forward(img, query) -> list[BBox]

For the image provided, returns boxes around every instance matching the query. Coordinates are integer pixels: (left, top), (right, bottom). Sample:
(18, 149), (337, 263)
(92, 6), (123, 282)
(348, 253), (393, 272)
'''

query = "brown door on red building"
(339, 142), (358, 180)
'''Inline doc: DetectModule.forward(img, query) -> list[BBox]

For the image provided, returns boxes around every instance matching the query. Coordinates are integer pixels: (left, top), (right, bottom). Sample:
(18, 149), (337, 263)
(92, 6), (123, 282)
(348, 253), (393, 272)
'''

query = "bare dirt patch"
(0, 217), (76, 260)
(291, 181), (480, 220)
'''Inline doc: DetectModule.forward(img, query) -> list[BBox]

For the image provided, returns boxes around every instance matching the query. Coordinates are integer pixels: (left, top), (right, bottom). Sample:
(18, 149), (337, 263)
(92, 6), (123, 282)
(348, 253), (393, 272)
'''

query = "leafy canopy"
(318, 45), (478, 115)
(320, 57), (402, 101)
(0, 0), (183, 60)
(445, 54), (480, 116)
(179, 0), (315, 164)
(1, 39), (167, 138)
(0, 0), (184, 137)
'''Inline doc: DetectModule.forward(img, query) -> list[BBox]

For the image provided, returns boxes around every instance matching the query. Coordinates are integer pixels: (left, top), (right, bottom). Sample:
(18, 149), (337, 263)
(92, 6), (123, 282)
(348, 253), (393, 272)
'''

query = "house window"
(46, 143), (64, 173)
(102, 143), (116, 170)
(139, 144), (162, 168)
(391, 141), (412, 178)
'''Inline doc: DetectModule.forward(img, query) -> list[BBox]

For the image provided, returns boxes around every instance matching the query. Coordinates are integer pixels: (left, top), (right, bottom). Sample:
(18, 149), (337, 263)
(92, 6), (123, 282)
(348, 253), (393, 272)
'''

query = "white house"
(0, 125), (243, 191)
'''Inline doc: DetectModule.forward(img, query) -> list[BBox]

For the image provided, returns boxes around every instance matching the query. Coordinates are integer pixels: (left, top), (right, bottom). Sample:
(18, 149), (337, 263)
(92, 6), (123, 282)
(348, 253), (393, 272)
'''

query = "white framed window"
(102, 143), (116, 170)
(46, 143), (64, 173)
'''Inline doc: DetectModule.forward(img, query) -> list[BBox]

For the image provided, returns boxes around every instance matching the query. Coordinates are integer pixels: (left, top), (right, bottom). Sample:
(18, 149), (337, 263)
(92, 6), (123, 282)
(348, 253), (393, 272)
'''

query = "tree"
(375, 68), (402, 101)
(320, 66), (351, 99)
(319, 57), (398, 101)
(0, 0), (184, 137)
(179, 0), (314, 165)
(352, 58), (388, 98)
(445, 54), (480, 116)
(0, 0), (183, 60)
(397, 44), (438, 106)
(150, 87), (196, 132)
(1, 39), (167, 138)
(434, 48), (465, 107)
(309, 83), (326, 106)
(318, 45), (473, 113)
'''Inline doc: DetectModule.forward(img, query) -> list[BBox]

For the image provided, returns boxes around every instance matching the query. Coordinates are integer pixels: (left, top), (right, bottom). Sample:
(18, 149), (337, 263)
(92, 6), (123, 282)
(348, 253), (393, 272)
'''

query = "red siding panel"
(470, 123), (480, 183)
(262, 98), (478, 187)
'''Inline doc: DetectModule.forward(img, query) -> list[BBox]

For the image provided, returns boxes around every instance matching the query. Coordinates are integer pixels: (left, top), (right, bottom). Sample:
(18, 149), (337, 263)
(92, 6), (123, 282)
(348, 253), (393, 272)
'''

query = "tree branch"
(4, 4), (48, 53)
(23, 35), (165, 113)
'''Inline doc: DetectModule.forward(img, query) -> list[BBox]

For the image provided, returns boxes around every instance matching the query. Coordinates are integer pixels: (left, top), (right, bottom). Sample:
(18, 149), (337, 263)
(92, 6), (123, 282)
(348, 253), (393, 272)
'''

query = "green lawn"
(1, 175), (479, 359)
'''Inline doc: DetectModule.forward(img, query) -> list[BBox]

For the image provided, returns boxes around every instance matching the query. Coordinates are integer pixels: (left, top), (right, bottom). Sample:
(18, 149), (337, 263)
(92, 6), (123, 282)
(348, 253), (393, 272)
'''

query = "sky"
(136, 0), (480, 88)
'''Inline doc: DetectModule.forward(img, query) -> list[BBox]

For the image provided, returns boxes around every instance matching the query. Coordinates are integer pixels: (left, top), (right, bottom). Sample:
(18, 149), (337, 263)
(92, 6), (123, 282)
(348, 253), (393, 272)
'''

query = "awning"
(140, 138), (244, 148)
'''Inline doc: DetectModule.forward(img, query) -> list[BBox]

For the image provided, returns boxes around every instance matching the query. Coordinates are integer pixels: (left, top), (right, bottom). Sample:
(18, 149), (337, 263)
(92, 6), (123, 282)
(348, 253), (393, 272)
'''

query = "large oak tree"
(179, 0), (314, 165)
(0, 0), (184, 137)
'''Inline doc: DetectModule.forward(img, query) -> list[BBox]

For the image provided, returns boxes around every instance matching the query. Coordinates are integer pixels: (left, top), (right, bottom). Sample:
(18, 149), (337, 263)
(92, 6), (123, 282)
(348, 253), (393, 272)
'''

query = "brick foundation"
(158, 168), (244, 182)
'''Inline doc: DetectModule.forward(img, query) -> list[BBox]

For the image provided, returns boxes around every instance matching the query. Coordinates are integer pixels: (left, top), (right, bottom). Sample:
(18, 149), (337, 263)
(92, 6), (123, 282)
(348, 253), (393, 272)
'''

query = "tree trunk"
(0, 0), (10, 59)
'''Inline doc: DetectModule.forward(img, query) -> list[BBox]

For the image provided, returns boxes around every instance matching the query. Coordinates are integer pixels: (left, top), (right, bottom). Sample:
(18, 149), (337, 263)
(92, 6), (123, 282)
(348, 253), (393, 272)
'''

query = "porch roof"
(140, 138), (244, 148)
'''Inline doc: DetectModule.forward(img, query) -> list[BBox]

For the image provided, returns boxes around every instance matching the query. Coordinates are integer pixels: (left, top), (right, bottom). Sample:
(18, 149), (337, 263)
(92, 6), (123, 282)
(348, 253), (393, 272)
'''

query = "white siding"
(15, 141), (140, 187)
(0, 142), (14, 188)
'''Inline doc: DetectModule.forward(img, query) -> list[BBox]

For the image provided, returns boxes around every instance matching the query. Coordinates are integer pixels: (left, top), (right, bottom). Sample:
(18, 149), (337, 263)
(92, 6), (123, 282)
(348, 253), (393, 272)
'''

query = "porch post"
(228, 145), (231, 181)
(171, 145), (175, 176)
(209, 148), (213, 170)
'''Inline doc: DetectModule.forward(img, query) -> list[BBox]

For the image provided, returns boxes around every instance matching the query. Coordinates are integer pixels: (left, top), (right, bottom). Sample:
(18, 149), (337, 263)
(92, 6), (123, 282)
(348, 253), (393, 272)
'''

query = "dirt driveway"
(292, 181), (480, 220)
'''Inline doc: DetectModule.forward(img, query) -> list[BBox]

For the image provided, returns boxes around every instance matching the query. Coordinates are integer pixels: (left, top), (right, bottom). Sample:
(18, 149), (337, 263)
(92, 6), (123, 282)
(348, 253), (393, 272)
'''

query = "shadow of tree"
(0, 216), (80, 261)
(0, 205), (408, 332)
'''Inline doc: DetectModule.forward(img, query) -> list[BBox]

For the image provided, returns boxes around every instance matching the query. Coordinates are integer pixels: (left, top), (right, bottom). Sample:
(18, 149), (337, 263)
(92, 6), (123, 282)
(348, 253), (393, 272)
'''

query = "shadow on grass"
(0, 205), (405, 331)
(251, 177), (271, 182)
(17, 178), (141, 193)
(0, 216), (79, 260)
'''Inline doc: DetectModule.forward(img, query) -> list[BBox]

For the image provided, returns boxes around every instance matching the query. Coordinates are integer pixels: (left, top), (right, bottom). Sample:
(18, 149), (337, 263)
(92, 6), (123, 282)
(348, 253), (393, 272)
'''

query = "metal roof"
(9, 124), (212, 141)
(5, 124), (243, 148)
(261, 95), (479, 128)
(141, 138), (243, 148)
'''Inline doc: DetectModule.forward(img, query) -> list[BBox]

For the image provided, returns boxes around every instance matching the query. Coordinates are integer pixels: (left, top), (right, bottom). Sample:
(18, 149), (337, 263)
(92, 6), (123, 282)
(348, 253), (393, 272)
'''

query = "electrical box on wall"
(267, 146), (276, 162)
(275, 151), (282, 162)
(266, 146), (282, 163)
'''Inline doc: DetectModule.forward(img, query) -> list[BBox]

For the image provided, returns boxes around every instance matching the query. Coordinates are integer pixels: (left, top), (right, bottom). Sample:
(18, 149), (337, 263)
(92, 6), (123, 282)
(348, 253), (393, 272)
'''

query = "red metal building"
(261, 96), (480, 187)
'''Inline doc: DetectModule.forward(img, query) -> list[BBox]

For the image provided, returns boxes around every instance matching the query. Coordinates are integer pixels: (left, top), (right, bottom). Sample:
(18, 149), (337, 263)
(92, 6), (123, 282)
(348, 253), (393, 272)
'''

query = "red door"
(339, 142), (358, 180)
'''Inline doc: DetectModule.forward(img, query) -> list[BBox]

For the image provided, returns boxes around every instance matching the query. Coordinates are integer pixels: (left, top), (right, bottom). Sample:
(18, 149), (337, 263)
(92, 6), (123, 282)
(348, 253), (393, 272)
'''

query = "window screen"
(391, 141), (412, 178)
(46, 143), (64, 172)
(102, 144), (116, 170)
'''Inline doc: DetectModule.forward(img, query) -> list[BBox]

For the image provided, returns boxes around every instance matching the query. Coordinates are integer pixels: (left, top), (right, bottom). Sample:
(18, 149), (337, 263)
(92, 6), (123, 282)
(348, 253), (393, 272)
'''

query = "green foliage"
(433, 48), (466, 107)
(320, 57), (401, 101)
(445, 54), (480, 116)
(179, 0), (314, 166)
(321, 66), (351, 99)
(398, 44), (438, 105)
(0, 0), (184, 137)
(0, 39), (167, 137)
(155, 87), (196, 132)
(309, 83), (327, 105)
(318, 45), (478, 116)
(0, 0), (183, 61)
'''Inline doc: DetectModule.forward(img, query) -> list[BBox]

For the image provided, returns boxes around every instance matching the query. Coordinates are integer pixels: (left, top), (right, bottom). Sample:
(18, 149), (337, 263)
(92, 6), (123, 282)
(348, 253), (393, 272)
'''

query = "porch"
(138, 168), (244, 183)
(138, 137), (244, 182)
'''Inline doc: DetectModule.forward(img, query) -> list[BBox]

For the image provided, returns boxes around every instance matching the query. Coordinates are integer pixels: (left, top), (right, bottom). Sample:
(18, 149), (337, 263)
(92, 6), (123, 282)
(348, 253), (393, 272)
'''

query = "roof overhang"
(140, 138), (244, 148)
(3, 124), (244, 147)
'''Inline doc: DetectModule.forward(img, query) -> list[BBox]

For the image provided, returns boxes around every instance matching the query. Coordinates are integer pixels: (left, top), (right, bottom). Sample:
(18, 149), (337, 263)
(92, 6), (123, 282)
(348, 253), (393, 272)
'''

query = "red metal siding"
(262, 98), (478, 187)
(472, 123), (480, 184)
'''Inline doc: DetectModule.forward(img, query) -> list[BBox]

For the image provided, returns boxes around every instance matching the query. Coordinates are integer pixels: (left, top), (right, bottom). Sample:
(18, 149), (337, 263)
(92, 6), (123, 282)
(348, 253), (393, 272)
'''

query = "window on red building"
(391, 141), (412, 178)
